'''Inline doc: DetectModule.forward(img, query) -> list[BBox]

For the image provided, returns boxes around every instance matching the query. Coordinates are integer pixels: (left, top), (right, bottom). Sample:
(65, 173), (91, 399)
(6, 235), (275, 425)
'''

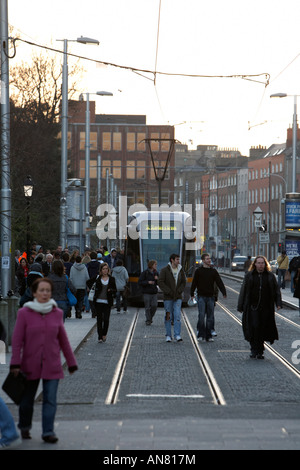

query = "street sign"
(254, 220), (262, 227)
(254, 206), (263, 218)
(259, 233), (269, 243)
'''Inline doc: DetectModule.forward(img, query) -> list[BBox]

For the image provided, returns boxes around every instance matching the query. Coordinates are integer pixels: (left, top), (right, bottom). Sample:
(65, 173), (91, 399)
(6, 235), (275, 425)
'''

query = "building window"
(127, 161), (135, 179)
(102, 132), (111, 151)
(150, 133), (159, 151)
(80, 132), (97, 151)
(136, 191), (145, 205)
(113, 132), (122, 151)
(161, 133), (170, 151)
(127, 132), (135, 151)
(112, 160), (121, 179)
(137, 133), (146, 151)
(136, 161), (145, 179)
(90, 159), (97, 178)
(79, 159), (98, 179)
(102, 160), (111, 178)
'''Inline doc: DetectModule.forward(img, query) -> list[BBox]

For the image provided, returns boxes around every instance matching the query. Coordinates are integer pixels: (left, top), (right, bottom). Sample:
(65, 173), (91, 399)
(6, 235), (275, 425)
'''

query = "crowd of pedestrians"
(2, 241), (289, 447)
(14, 243), (127, 321)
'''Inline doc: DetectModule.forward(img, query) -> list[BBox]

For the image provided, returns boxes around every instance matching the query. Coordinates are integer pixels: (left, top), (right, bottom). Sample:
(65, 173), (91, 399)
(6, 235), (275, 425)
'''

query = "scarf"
(24, 298), (57, 315)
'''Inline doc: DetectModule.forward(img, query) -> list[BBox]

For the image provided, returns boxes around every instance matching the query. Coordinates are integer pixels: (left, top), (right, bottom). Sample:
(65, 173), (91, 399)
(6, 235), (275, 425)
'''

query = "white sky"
(7, 0), (300, 156)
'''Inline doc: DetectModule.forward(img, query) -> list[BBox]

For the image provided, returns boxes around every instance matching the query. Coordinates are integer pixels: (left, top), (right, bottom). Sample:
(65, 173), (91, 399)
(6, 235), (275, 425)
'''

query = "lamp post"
(23, 175), (34, 261)
(80, 91), (113, 248)
(1, 0), (12, 296)
(270, 93), (298, 193)
(253, 206), (263, 256)
(57, 36), (99, 250)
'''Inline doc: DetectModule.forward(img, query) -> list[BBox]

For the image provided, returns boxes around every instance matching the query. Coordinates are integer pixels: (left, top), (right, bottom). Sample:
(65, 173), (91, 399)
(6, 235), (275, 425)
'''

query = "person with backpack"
(112, 260), (129, 313)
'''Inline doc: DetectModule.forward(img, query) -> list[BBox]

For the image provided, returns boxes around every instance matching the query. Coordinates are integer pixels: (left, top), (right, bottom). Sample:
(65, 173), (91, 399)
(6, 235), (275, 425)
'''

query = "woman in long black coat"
(237, 255), (281, 359)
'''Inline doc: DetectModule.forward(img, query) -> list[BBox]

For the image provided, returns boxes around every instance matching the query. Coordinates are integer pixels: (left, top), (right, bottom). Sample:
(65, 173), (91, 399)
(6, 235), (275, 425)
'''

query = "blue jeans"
(197, 296), (215, 340)
(0, 396), (19, 445)
(19, 378), (59, 437)
(291, 271), (296, 293)
(164, 299), (182, 338)
(277, 269), (286, 289)
(56, 300), (68, 322)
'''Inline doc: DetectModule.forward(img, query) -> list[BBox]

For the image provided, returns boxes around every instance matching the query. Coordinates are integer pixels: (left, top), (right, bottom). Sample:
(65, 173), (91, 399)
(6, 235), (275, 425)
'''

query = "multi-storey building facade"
(67, 100), (175, 215)
(174, 130), (300, 261)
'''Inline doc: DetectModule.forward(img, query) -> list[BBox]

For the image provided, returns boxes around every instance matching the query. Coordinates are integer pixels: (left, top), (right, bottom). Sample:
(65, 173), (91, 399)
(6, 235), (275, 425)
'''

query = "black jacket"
(191, 265), (226, 298)
(86, 260), (101, 279)
(289, 256), (300, 273)
(138, 269), (159, 294)
(87, 275), (116, 307)
(237, 269), (281, 344)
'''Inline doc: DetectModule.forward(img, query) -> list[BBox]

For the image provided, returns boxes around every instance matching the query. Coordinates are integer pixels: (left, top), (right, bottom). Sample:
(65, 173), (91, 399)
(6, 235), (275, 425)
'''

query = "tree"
(8, 50), (84, 251)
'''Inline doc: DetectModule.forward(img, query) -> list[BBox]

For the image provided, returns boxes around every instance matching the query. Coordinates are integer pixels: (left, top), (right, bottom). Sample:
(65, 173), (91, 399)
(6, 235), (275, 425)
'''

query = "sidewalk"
(0, 311), (96, 404)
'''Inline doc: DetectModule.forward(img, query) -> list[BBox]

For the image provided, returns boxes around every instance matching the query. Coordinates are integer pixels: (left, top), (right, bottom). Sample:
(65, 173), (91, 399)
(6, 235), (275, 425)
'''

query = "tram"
(124, 210), (197, 304)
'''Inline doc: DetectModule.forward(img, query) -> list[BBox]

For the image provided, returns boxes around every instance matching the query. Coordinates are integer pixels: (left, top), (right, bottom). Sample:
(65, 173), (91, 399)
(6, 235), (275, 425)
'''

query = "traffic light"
(278, 243), (283, 253)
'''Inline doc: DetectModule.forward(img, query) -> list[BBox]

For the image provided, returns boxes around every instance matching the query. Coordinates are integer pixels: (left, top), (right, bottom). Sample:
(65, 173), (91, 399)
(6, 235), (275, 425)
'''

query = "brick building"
(67, 99), (175, 215)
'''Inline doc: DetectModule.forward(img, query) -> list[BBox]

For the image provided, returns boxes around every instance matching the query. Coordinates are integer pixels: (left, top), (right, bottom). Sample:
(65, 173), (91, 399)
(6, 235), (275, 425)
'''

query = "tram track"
(105, 307), (227, 407)
(105, 309), (139, 405)
(102, 275), (300, 408)
(181, 309), (226, 406)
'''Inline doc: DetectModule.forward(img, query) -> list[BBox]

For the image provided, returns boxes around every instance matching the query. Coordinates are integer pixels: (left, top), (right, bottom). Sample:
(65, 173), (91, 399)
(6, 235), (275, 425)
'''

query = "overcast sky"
(7, 0), (300, 155)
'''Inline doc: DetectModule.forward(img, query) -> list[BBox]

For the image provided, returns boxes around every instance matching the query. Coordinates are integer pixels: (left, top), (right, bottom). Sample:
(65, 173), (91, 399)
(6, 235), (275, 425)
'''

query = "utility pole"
(0, 0), (12, 296)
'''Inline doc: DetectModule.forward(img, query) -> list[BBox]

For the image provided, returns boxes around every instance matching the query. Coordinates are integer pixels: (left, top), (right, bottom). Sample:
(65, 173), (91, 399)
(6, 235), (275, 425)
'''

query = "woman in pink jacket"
(10, 277), (78, 444)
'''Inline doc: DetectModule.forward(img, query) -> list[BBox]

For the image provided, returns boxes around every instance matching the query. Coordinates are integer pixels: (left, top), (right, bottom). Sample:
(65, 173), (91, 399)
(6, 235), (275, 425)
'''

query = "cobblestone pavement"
(1, 281), (300, 451)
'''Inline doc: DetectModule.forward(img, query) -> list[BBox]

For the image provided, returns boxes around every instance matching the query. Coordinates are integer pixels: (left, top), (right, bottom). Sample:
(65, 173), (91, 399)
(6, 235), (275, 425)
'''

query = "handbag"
(88, 275), (99, 301)
(2, 371), (27, 404)
(66, 276), (77, 307)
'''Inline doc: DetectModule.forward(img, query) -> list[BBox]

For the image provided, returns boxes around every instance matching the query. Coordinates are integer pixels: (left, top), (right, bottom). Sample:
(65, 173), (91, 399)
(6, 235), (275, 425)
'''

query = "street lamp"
(57, 36), (99, 250)
(270, 93), (298, 193)
(80, 91), (113, 247)
(23, 175), (34, 261)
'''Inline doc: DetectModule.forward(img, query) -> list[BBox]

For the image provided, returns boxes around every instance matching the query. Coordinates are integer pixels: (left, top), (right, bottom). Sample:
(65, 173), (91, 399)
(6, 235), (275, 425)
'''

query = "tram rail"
(102, 272), (300, 407)
(181, 309), (226, 406)
(105, 309), (139, 405)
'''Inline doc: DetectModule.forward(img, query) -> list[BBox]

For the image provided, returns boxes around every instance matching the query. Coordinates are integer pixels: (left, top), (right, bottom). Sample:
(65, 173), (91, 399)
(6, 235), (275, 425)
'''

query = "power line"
(12, 37), (270, 86)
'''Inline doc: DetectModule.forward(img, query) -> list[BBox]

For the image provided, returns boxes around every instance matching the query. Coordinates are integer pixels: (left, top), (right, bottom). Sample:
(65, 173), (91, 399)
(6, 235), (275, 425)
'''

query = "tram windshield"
(140, 219), (182, 272)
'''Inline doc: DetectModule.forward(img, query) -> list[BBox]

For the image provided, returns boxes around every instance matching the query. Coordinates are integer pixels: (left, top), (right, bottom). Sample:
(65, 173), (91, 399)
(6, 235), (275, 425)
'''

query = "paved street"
(1, 281), (300, 451)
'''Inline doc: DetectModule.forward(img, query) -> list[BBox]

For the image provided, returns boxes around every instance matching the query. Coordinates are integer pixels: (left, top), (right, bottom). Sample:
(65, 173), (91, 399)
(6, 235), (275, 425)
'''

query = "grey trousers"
(143, 293), (158, 323)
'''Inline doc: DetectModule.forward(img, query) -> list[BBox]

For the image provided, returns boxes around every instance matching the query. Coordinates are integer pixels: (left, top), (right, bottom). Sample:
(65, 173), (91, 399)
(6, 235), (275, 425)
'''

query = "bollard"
(0, 299), (8, 352)
(5, 295), (19, 346)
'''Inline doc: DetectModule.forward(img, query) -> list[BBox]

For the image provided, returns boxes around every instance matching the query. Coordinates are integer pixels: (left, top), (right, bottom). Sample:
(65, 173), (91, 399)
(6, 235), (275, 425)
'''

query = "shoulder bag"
(66, 275), (77, 307)
(88, 276), (98, 301)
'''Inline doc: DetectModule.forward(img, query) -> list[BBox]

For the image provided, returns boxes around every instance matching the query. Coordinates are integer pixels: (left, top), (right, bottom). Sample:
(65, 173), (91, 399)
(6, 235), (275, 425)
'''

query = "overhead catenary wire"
(11, 37), (270, 87)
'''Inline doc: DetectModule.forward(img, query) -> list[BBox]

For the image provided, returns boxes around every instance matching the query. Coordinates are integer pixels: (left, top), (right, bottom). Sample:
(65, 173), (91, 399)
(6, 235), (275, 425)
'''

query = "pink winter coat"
(10, 306), (77, 380)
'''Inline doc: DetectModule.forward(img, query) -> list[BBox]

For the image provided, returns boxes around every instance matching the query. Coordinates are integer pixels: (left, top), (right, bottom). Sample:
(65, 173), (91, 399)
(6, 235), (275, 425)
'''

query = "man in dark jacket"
(138, 260), (159, 325)
(237, 255), (281, 359)
(191, 253), (227, 342)
(288, 255), (300, 293)
(158, 254), (186, 342)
